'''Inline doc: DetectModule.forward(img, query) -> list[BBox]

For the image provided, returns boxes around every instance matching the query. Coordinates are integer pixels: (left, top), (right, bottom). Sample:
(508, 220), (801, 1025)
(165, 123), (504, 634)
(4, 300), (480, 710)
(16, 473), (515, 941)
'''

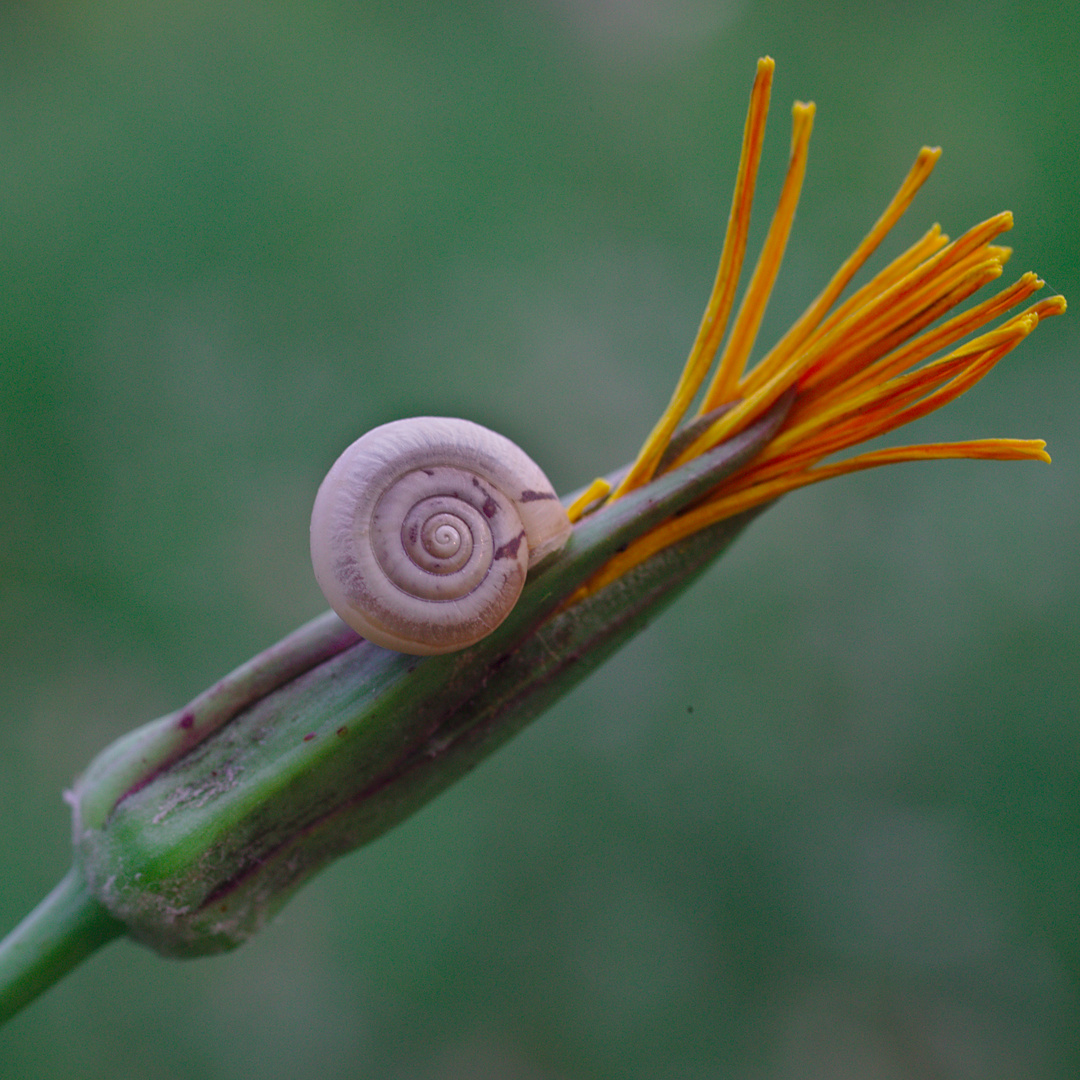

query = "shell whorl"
(310, 417), (572, 655)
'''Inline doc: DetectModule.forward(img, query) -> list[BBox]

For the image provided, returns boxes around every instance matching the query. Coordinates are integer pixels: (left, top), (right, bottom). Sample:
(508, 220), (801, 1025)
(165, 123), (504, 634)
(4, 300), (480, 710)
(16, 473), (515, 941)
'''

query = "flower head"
(567, 56), (1064, 598)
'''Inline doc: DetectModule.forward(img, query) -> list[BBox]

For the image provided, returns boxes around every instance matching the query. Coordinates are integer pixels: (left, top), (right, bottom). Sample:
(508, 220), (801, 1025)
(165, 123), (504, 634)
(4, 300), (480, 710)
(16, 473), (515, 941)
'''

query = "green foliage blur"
(1, 1), (1076, 1076)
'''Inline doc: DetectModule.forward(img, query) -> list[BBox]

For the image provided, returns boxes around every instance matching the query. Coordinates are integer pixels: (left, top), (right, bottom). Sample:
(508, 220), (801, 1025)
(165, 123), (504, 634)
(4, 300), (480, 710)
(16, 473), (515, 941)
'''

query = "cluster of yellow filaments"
(567, 57), (1064, 598)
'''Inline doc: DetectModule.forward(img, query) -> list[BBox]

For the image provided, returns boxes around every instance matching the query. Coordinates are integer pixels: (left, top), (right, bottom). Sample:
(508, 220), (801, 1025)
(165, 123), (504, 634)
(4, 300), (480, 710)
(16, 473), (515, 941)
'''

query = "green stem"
(0, 867), (124, 1026)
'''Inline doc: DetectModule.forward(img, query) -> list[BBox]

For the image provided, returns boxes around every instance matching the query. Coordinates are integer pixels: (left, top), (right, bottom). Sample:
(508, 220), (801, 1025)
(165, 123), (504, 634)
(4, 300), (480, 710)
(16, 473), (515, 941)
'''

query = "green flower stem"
(0, 867), (124, 1026)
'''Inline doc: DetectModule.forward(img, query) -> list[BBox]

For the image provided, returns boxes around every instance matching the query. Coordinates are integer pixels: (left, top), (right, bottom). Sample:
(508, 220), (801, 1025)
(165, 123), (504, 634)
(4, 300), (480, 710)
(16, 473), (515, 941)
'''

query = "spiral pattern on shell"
(310, 417), (573, 655)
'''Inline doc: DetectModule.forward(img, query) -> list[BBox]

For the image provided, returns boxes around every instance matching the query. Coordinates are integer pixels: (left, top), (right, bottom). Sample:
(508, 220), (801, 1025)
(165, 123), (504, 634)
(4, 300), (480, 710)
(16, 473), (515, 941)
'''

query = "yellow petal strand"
(667, 214), (1017, 471)
(793, 254), (1006, 398)
(727, 299), (1061, 492)
(800, 271), (1043, 411)
(569, 436), (1049, 605)
(752, 318), (1038, 475)
(609, 57), (774, 500)
(700, 101), (816, 409)
(701, 437), (1052, 525)
(716, 437), (1053, 518)
(737, 147), (943, 398)
(725, 301), (1061, 506)
(999, 293), (1067, 329)
(751, 224), (950, 391)
(776, 269), (1041, 449)
(793, 257), (1006, 403)
(825, 439), (1052, 466)
(797, 214), (1014, 390)
(565, 477), (613, 523)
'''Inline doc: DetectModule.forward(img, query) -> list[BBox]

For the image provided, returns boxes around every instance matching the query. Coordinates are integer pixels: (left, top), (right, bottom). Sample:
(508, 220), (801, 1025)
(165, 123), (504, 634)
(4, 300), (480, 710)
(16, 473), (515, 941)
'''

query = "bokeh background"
(1, 1), (1077, 1077)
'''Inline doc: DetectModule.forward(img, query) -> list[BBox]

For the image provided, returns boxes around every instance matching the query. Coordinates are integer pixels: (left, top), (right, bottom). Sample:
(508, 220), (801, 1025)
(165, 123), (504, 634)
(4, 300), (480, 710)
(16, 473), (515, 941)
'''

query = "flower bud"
(67, 417), (778, 956)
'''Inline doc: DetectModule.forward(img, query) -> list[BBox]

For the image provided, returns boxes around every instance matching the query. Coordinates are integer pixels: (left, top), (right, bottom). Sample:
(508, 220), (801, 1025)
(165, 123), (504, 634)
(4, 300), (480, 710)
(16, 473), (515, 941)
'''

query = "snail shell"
(310, 417), (572, 655)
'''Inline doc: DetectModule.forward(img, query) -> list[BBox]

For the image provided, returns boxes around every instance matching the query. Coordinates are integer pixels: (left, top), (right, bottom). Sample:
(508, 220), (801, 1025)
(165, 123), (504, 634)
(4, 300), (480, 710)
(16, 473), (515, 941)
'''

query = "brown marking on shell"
(519, 489), (558, 502)
(493, 531), (526, 560)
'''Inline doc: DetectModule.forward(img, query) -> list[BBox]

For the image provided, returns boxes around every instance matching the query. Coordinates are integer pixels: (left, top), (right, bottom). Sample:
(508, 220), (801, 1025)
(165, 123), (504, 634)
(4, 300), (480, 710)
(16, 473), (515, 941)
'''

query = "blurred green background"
(1, 1), (1076, 1076)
